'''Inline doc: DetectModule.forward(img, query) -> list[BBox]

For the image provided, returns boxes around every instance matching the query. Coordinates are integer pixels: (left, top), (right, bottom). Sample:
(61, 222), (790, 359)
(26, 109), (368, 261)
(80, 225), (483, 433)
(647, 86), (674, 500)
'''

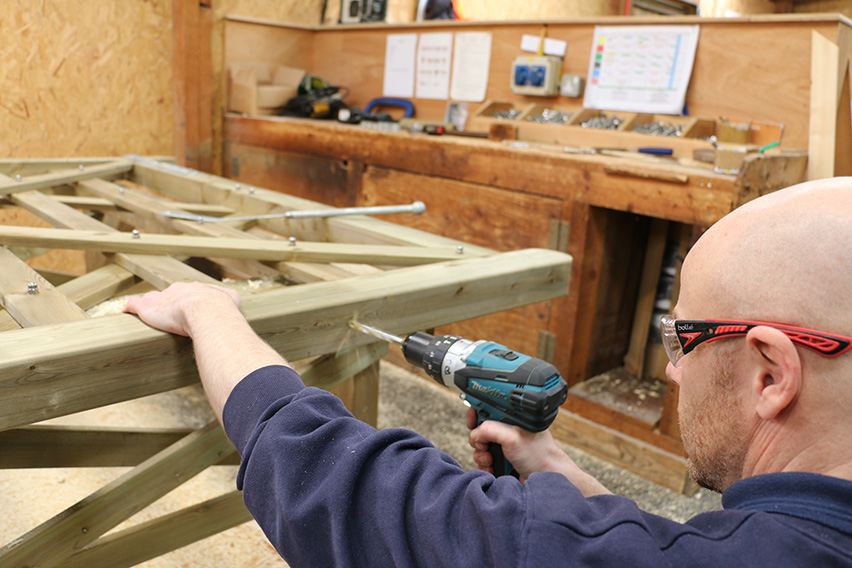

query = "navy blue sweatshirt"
(223, 365), (852, 567)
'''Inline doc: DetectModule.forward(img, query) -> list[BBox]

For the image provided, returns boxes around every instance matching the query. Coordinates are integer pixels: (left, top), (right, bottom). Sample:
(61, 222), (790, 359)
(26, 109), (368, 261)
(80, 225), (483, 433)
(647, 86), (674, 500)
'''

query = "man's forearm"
(183, 299), (289, 422)
(124, 282), (291, 423)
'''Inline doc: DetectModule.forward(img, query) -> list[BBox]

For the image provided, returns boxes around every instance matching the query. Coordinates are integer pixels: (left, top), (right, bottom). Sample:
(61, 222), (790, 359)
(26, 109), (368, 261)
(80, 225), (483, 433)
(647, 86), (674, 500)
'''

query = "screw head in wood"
(131, 229), (141, 239)
(234, 183), (241, 190)
(27, 281), (38, 294)
(456, 246), (464, 254)
(15, 174), (22, 181)
(288, 237), (297, 246)
(78, 164), (85, 171)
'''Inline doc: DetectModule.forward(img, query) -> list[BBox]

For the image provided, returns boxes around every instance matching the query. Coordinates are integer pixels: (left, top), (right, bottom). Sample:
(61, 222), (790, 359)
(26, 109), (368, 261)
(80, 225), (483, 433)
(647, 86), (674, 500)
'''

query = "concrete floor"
(0, 361), (720, 567)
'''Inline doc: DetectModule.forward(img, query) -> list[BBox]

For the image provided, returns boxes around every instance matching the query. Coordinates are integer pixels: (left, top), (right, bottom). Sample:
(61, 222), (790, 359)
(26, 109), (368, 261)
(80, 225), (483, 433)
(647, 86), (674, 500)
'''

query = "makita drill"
(350, 322), (569, 477)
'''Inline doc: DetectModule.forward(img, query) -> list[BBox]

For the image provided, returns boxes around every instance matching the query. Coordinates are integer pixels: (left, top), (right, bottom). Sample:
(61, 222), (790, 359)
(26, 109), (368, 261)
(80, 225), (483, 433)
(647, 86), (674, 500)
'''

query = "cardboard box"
(227, 63), (305, 115)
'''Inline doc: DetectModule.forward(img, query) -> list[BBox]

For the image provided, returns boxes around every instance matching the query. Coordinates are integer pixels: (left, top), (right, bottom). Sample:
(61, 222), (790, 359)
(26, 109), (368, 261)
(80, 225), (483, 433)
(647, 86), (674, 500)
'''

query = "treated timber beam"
(83, 178), (290, 279)
(0, 342), (387, 469)
(0, 160), (133, 195)
(0, 425), (236, 468)
(55, 264), (140, 310)
(9, 190), (219, 289)
(0, 247), (89, 326)
(61, 491), (251, 568)
(0, 157), (172, 179)
(0, 248), (571, 432)
(52, 194), (234, 217)
(0, 225), (472, 266)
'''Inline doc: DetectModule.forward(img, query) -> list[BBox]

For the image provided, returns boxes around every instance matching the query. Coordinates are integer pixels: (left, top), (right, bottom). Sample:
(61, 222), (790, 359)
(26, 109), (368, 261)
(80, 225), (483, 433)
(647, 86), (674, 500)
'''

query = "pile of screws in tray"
(631, 120), (686, 137)
(579, 113), (623, 130)
(490, 108), (523, 120)
(525, 108), (574, 124)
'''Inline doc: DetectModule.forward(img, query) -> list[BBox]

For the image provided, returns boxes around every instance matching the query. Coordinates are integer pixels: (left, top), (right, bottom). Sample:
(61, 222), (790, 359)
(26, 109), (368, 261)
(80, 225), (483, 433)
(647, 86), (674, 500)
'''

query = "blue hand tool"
(350, 322), (568, 478)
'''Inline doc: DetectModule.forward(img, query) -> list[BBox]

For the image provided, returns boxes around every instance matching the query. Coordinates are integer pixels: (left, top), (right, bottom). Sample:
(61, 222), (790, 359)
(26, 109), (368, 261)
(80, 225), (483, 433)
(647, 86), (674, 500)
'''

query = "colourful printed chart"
(583, 25), (700, 115)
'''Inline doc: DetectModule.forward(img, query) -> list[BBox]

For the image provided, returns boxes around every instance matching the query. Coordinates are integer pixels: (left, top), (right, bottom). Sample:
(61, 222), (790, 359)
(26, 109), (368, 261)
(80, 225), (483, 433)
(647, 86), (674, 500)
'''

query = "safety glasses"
(660, 315), (852, 368)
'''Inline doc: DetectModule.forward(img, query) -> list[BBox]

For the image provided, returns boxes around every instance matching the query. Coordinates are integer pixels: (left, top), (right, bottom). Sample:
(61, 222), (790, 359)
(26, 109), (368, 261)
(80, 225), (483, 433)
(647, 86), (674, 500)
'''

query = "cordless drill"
(350, 322), (569, 477)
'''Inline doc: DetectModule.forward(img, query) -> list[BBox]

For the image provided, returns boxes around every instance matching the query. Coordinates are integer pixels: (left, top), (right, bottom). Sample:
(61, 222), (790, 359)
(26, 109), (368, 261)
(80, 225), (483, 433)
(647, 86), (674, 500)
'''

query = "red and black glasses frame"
(660, 315), (852, 368)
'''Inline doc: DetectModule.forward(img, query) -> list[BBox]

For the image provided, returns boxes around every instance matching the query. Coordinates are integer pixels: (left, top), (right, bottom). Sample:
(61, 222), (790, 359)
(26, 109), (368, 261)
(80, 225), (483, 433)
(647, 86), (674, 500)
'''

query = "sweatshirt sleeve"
(221, 365), (530, 568)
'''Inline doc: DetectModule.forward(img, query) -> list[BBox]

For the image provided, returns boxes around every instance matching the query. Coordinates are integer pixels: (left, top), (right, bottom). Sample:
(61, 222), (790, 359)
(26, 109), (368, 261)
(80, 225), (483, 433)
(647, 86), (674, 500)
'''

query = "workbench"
(0, 156), (571, 567)
(209, 13), (852, 493)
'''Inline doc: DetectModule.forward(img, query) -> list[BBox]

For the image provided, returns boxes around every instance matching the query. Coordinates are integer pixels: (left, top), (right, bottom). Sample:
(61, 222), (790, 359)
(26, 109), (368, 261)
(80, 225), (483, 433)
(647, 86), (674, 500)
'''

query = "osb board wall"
(0, 0), (174, 158)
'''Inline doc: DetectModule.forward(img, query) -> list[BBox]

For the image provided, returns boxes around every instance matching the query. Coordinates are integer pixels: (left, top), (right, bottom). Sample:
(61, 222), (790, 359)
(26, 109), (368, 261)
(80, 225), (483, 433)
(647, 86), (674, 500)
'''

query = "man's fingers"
(470, 420), (520, 448)
(466, 407), (478, 431)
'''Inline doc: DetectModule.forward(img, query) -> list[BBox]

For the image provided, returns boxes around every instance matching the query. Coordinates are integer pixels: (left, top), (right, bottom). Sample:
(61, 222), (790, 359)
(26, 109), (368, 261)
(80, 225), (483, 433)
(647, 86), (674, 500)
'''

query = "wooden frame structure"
(0, 156), (572, 567)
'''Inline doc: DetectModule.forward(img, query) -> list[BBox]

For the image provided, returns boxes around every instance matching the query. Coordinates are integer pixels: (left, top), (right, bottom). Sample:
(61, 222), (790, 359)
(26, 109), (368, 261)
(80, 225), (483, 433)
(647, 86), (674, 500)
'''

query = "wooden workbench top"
(224, 113), (806, 226)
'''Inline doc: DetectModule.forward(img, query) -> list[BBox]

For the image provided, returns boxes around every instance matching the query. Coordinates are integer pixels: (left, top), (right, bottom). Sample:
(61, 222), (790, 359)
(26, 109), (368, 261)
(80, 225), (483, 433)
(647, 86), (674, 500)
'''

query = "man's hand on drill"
(467, 408), (611, 497)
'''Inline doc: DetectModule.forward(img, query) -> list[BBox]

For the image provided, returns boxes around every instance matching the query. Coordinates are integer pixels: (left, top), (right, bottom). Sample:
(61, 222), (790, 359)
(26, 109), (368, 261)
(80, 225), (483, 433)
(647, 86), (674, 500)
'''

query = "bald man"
(125, 178), (852, 567)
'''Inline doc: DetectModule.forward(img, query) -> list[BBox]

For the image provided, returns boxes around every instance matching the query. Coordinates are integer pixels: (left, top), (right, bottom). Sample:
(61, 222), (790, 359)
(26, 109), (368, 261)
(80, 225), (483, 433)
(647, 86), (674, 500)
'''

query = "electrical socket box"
(510, 55), (562, 97)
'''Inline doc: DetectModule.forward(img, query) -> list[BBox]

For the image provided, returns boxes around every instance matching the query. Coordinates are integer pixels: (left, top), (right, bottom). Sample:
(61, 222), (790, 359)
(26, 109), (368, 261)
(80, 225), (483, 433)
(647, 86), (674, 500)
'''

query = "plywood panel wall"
(0, 0), (174, 158)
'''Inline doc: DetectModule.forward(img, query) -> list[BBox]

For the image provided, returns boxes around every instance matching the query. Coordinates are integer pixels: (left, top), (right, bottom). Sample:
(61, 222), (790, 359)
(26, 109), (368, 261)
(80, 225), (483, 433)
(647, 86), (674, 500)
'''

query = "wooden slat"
(0, 160), (133, 195)
(0, 425), (237, 468)
(0, 157), (141, 178)
(0, 421), (236, 568)
(0, 342), (386, 469)
(55, 264), (139, 310)
(0, 225), (473, 266)
(0, 248), (571, 432)
(9, 189), (219, 288)
(331, 361), (381, 428)
(61, 492), (251, 568)
(623, 219), (668, 376)
(52, 194), (234, 217)
(0, 247), (89, 326)
(85, 178), (286, 279)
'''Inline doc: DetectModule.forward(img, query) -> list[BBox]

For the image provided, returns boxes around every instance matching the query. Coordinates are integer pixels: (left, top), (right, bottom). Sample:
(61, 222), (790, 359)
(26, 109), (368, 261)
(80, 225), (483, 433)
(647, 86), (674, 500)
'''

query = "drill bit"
(349, 321), (405, 346)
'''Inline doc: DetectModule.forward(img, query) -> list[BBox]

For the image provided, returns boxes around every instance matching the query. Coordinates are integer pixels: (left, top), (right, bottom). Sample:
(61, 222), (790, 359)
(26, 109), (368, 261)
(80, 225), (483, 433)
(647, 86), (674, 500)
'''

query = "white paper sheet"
(583, 25), (700, 115)
(416, 32), (453, 100)
(449, 32), (492, 103)
(520, 34), (567, 57)
(383, 33), (418, 98)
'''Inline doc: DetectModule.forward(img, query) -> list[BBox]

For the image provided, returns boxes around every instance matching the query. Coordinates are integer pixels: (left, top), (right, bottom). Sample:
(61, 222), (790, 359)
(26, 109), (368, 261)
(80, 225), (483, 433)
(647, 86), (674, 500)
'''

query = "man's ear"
(745, 326), (803, 420)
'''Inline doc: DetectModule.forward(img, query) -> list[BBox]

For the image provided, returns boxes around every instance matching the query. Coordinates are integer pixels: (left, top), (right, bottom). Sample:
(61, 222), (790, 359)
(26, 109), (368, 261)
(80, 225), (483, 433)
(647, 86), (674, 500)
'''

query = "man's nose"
(665, 361), (682, 385)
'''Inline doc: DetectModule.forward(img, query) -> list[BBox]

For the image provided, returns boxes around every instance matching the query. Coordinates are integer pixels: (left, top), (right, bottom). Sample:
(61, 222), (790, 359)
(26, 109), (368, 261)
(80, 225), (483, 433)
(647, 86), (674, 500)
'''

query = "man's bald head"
(682, 178), (852, 334)
(672, 178), (852, 487)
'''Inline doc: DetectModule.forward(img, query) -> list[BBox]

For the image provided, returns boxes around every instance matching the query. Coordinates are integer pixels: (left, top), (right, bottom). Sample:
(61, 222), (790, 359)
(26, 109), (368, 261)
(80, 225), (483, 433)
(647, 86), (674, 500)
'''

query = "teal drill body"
(401, 331), (569, 477)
